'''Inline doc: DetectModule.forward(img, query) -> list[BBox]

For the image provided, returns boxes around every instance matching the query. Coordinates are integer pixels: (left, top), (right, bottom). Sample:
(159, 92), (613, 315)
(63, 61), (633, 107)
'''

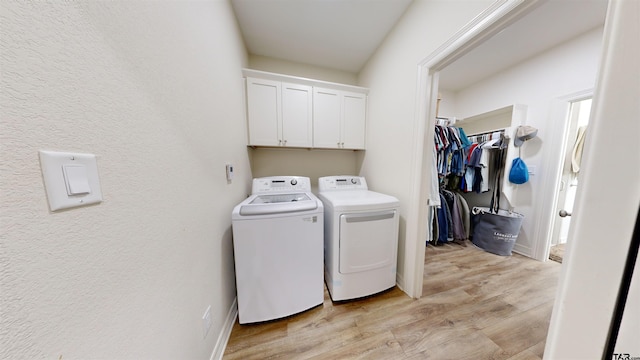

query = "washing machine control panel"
(252, 176), (312, 194)
(318, 176), (369, 191)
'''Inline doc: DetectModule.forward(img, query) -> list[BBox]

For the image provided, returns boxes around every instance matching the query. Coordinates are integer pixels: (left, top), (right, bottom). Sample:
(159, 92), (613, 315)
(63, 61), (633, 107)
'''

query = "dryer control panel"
(318, 176), (369, 191)
(252, 176), (312, 194)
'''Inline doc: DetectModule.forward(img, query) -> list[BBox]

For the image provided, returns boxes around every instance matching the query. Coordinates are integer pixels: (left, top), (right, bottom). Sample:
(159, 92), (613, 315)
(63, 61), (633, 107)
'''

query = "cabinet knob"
(278, 140), (282, 145)
(284, 140), (287, 145)
(341, 142), (345, 147)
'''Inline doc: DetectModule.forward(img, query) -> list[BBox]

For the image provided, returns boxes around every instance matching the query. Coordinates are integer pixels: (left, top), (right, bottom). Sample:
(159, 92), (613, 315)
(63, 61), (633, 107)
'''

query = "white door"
(281, 82), (312, 147)
(246, 77), (281, 146)
(550, 98), (591, 247)
(313, 87), (342, 148)
(342, 92), (366, 150)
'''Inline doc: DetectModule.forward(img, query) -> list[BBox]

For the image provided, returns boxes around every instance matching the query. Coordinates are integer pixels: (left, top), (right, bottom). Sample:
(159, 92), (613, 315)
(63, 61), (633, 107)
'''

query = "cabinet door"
(313, 87), (342, 148)
(281, 82), (312, 147)
(246, 77), (281, 146)
(342, 92), (366, 150)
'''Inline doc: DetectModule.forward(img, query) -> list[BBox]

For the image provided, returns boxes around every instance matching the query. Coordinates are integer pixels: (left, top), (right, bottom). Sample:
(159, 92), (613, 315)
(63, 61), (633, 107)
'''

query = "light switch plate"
(528, 165), (536, 175)
(39, 150), (103, 211)
(226, 164), (234, 182)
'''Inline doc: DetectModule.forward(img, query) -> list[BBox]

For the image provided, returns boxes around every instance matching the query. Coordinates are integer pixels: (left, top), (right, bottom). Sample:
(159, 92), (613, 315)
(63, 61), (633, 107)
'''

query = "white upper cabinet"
(246, 77), (312, 147)
(243, 69), (367, 150)
(341, 92), (366, 150)
(312, 88), (341, 148)
(281, 82), (313, 147)
(246, 77), (280, 146)
(313, 88), (366, 150)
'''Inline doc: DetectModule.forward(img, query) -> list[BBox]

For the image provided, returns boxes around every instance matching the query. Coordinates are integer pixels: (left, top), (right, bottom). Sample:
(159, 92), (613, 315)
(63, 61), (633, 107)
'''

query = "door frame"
(543, 90), (593, 256)
(406, 0), (546, 298)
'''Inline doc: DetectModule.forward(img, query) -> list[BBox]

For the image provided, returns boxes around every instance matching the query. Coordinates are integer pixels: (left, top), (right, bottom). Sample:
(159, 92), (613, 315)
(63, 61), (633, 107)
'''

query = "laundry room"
(229, 0), (617, 356)
(3, 1), (638, 360)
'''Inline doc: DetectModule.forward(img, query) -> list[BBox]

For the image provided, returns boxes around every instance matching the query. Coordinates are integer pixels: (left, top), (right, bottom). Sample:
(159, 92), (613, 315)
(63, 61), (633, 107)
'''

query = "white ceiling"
(439, 0), (608, 91)
(231, 0), (608, 89)
(231, 0), (412, 73)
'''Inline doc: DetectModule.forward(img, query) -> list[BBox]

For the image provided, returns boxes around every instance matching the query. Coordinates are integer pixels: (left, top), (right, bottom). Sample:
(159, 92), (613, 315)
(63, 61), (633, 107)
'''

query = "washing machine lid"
(318, 190), (399, 211)
(238, 193), (318, 215)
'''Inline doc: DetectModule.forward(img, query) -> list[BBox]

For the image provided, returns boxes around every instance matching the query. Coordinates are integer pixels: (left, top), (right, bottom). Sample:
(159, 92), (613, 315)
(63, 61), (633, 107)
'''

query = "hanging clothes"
(436, 193), (450, 244)
(442, 189), (465, 241)
(428, 126), (508, 247)
(455, 192), (471, 240)
(478, 142), (492, 193)
(429, 146), (441, 207)
(467, 146), (484, 193)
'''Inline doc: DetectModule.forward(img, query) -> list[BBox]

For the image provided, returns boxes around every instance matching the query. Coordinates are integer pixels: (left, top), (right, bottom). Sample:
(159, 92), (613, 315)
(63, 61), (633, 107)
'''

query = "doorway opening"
(548, 98), (592, 263)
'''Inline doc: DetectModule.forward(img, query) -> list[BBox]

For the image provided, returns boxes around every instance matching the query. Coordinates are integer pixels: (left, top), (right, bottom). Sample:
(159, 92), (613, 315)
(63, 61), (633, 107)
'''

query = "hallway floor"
(223, 241), (561, 359)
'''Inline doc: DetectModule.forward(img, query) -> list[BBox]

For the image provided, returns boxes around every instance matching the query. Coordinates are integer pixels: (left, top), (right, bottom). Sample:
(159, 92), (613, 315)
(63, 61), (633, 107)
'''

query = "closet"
(429, 104), (527, 246)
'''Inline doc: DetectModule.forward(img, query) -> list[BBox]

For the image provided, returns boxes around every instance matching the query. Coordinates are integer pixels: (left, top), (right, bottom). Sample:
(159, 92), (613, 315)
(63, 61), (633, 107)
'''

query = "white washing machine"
(232, 176), (324, 324)
(317, 176), (400, 301)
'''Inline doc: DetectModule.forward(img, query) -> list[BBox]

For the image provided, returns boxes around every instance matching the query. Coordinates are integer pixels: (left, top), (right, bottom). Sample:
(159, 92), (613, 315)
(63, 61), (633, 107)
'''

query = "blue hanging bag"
(509, 157), (529, 184)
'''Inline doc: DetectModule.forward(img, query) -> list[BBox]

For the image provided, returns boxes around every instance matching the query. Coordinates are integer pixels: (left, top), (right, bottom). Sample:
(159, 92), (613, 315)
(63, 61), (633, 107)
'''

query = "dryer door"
(339, 210), (398, 274)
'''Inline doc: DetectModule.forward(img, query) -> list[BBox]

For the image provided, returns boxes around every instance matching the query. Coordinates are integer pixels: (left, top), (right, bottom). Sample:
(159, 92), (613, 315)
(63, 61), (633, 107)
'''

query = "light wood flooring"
(223, 241), (562, 360)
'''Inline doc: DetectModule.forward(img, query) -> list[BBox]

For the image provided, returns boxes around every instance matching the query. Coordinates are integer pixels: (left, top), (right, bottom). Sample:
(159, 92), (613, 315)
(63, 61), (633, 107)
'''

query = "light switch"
(226, 164), (234, 182)
(39, 150), (103, 211)
(62, 164), (91, 195)
(528, 165), (536, 175)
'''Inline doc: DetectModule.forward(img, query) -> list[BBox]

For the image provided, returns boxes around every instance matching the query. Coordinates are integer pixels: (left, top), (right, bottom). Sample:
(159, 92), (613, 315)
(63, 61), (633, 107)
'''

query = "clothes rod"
(467, 129), (505, 137)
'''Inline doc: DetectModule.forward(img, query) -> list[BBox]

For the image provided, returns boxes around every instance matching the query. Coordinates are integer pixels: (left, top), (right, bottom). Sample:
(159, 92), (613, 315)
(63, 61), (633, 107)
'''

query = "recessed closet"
(428, 104), (528, 255)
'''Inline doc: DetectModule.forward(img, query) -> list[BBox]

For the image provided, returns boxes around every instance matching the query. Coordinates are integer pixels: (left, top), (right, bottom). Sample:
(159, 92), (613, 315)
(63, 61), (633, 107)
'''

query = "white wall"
(249, 55), (358, 85)
(449, 26), (604, 259)
(0, 1), (251, 359)
(546, 0), (640, 356)
(436, 89), (459, 120)
(357, 0), (495, 292)
(250, 148), (359, 190)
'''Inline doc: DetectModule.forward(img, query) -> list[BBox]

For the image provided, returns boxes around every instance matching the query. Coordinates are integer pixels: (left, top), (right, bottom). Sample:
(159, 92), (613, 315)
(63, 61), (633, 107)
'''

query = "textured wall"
(357, 0), (495, 292)
(0, 1), (251, 359)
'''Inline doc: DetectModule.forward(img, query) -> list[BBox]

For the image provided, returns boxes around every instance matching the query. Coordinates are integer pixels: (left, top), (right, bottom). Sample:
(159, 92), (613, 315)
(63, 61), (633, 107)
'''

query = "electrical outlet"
(202, 305), (212, 338)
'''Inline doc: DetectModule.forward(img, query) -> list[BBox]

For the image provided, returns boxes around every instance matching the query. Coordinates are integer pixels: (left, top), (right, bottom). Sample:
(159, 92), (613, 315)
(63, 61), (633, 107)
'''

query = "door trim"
(536, 89), (593, 262)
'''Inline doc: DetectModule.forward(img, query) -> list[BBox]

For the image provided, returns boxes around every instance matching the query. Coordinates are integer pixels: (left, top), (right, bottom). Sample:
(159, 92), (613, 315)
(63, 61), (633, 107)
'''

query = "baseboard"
(512, 243), (532, 257)
(396, 272), (405, 293)
(210, 297), (238, 360)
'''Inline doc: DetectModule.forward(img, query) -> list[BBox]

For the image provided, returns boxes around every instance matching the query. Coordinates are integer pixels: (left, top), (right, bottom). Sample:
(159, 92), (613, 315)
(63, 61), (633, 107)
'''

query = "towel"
(571, 126), (587, 173)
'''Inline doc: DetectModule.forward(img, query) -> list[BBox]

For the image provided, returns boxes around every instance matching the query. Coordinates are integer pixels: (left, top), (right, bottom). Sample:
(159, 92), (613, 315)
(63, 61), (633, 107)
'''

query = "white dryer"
(317, 176), (400, 301)
(232, 176), (323, 324)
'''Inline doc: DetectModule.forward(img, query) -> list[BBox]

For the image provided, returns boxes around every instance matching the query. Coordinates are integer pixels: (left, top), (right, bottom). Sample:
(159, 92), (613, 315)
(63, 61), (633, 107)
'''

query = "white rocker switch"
(39, 150), (103, 211)
(62, 164), (91, 195)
